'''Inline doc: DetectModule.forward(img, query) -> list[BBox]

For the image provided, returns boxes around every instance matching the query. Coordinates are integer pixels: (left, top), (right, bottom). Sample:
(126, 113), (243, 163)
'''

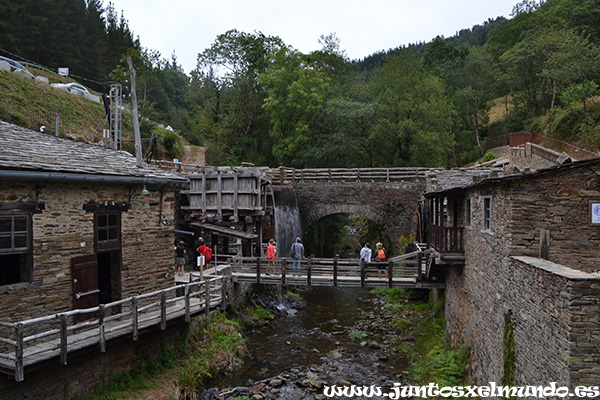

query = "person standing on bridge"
(375, 242), (388, 278)
(266, 239), (277, 274)
(360, 242), (372, 280)
(290, 237), (304, 275)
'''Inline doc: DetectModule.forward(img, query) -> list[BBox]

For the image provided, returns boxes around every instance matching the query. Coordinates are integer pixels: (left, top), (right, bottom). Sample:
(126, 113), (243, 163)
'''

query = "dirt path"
(182, 145), (206, 165)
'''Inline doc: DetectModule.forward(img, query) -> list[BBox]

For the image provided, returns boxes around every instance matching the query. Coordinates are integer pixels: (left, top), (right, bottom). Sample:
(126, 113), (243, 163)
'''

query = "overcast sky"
(108, 0), (519, 74)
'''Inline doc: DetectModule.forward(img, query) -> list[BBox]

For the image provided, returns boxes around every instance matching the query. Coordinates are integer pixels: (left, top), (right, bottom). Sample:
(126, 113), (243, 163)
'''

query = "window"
(483, 197), (491, 231)
(95, 212), (121, 251)
(0, 214), (31, 285)
(466, 199), (471, 227)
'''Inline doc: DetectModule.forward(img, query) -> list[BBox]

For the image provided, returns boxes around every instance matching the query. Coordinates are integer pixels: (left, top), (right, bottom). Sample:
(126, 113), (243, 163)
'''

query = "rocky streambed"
(198, 286), (423, 400)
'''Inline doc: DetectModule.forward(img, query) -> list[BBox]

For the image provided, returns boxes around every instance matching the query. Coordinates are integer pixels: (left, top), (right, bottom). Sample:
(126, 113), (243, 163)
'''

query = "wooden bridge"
(0, 276), (228, 382)
(229, 249), (445, 289)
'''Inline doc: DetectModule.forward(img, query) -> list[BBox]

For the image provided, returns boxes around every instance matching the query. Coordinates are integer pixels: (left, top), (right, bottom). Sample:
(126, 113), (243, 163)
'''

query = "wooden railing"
(270, 167), (430, 183)
(0, 276), (227, 382)
(429, 225), (464, 253)
(229, 253), (429, 288)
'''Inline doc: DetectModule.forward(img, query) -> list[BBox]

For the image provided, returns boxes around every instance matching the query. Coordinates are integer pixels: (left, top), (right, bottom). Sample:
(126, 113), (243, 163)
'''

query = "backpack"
(377, 248), (386, 260)
(204, 246), (212, 261)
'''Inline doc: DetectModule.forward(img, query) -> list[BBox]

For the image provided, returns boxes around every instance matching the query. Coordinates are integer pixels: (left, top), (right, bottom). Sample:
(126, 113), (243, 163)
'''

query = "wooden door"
(72, 254), (99, 321)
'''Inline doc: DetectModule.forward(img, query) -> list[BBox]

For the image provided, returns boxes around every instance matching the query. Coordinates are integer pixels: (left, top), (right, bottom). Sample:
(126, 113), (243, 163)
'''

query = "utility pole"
(127, 55), (143, 168)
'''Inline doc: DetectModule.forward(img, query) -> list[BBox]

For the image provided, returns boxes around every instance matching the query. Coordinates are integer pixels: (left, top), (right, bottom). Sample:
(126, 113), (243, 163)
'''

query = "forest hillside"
(1, 0), (599, 167)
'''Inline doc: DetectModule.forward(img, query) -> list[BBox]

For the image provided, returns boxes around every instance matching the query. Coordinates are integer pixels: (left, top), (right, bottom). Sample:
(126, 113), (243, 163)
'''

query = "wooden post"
(200, 255), (204, 282)
(132, 297), (138, 341)
(185, 285), (191, 323)
(217, 170), (222, 221)
(307, 256), (312, 286)
(281, 259), (287, 285)
(201, 171), (207, 212)
(126, 55), (143, 168)
(417, 252), (423, 281)
(59, 314), (68, 365)
(256, 257), (261, 284)
(233, 171), (239, 222)
(99, 305), (106, 352)
(205, 279), (211, 314)
(160, 291), (167, 330)
(333, 255), (338, 286)
(221, 277), (228, 311)
(360, 259), (365, 288)
(388, 261), (393, 288)
(540, 229), (550, 260)
(15, 323), (23, 382)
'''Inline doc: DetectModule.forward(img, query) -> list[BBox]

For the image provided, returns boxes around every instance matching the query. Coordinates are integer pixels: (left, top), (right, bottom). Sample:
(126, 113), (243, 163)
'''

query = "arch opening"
(302, 212), (398, 259)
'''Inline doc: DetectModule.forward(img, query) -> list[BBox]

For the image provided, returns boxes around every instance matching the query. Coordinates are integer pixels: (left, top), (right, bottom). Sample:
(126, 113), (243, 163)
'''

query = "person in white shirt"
(360, 242), (372, 279)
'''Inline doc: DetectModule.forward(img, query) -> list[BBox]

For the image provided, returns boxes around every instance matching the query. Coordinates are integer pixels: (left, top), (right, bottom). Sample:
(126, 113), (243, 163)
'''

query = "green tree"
(369, 52), (454, 167)
(452, 47), (495, 149)
(544, 31), (600, 112)
(259, 47), (330, 166)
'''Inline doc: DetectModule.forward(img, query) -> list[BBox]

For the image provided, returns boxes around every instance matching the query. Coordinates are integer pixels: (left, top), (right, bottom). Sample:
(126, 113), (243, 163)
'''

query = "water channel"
(199, 286), (410, 399)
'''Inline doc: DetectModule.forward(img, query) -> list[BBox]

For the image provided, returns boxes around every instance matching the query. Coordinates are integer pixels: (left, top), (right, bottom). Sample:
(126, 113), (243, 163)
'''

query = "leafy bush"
(483, 151), (496, 161)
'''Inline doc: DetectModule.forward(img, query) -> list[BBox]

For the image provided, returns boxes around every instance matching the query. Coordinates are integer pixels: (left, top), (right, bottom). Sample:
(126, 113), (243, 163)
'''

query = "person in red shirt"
(196, 241), (213, 269)
(266, 239), (276, 274)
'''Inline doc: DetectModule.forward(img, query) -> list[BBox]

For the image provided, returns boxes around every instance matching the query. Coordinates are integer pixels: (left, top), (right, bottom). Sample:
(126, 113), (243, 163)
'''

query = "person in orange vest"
(375, 242), (388, 278)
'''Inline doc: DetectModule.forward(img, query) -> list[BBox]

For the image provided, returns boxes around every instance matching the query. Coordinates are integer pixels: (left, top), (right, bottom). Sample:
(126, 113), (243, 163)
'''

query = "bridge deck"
(232, 271), (444, 288)
(229, 252), (445, 289)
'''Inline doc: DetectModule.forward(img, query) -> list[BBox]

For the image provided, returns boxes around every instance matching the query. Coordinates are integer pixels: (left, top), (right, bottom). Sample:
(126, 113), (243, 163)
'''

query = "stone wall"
(0, 180), (177, 322)
(446, 255), (600, 387)
(444, 160), (600, 387)
(508, 164), (600, 273)
(445, 186), (514, 383)
(293, 180), (425, 243)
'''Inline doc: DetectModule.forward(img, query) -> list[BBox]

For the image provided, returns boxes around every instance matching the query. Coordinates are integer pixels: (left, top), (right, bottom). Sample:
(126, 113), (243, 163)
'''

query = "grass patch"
(83, 312), (246, 400)
(284, 291), (302, 301)
(349, 330), (367, 341)
(407, 298), (470, 388)
(370, 287), (409, 304)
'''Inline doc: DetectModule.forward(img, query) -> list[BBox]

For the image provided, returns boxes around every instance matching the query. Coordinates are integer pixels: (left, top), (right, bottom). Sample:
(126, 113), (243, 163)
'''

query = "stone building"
(0, 120), (185, 325)
(426, 157), (600, 388)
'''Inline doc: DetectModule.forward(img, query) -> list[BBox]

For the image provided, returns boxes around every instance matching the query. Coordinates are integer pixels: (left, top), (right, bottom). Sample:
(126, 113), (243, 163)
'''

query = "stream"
(198, 286), (411, 400)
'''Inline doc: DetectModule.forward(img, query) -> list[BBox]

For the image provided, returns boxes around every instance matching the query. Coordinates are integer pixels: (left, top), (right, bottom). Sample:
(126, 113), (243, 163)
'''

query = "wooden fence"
(270, 167), (430, 183)
(228, 252), (439, 289)
(0, 276), (227, 382)
(429, 226), (465, 254)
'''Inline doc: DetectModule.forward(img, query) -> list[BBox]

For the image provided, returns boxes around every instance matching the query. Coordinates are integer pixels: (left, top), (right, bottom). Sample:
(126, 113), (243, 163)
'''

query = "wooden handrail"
(0, 275), (227, 382)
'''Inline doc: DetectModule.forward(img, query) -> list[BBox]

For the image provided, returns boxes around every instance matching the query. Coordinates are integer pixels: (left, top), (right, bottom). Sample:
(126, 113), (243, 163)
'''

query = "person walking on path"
(290, 237), (304, 275)
(266, 239), (277, 274)
(360, 242), (372, 280)
(175, 241), (186, 276)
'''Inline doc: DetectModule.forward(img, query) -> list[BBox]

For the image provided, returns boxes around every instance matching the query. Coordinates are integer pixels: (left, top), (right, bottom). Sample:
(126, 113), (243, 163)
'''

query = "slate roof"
(425, 155), (600, 198)
(0, 120), (186, 182)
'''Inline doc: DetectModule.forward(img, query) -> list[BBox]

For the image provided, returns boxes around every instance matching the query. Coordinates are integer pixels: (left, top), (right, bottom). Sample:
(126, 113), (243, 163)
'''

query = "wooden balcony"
(429, 225), (464, 254)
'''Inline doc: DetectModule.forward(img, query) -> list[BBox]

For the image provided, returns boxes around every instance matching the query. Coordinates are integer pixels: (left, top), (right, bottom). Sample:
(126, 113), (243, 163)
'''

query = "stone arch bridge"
(271, 168), (429, 243)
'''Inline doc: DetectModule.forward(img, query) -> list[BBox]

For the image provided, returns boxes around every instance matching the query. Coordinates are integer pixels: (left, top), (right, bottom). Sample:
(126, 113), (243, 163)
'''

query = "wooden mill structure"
(179, 166), (274, 257)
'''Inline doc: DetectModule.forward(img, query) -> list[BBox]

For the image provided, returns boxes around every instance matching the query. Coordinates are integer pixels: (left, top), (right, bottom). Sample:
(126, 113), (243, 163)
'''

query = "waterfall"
(271, 184), (302, 258)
